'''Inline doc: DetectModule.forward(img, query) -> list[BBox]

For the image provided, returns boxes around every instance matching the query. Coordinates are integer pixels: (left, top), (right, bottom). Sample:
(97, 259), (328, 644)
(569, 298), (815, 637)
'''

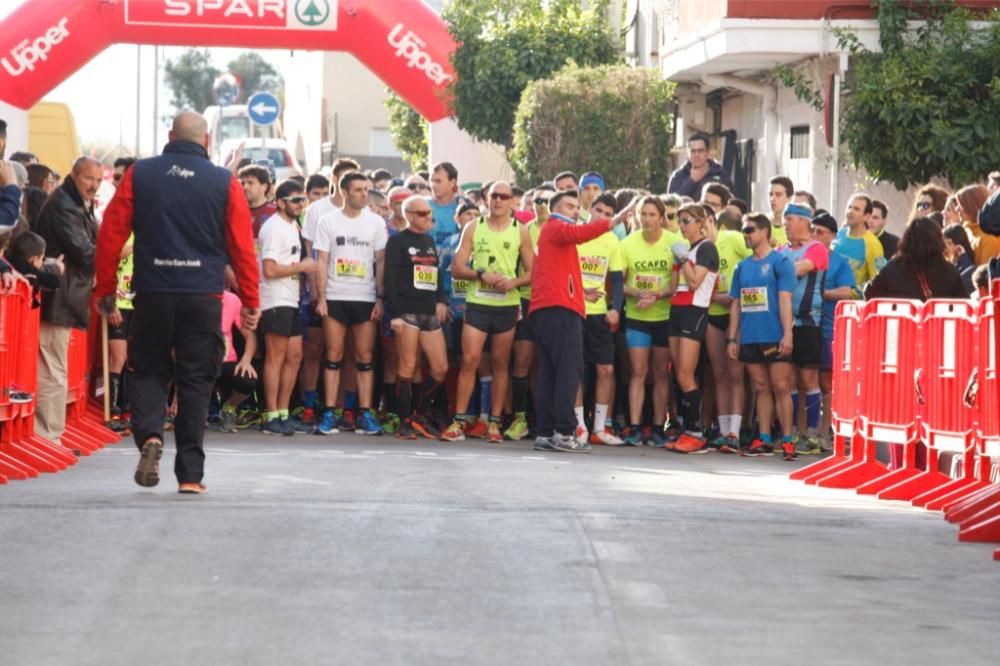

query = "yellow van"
(28, 102), (81, 178)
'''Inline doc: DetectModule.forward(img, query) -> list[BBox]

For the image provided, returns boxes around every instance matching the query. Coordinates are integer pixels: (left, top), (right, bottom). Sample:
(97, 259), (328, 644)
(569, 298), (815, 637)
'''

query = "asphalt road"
(1, 431), (997, 666)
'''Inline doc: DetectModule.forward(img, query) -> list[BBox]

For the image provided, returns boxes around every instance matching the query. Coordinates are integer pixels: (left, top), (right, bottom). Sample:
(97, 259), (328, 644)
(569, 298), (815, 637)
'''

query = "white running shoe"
(590, 429), (625, 446)
(574, 425), (589, 445)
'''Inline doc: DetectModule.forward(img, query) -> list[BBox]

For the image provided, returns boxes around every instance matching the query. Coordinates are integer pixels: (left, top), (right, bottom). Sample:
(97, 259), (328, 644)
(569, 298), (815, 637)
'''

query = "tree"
(834, 0), (1000, 189)
(163, 48), (220, 113)
(227, 52), (283, 103)
(510, 65), (675, 190)
(444, 0), (621, 150)
(385, 90), (429, 172)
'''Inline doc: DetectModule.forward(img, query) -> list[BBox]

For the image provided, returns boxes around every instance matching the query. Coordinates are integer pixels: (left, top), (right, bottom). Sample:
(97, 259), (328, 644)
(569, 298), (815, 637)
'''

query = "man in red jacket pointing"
(529, 189), (617, 453)
(95, 111), (261, 494)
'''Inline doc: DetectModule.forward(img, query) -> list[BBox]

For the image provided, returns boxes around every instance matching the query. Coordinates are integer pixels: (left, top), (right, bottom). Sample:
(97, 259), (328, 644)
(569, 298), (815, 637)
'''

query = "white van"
(203, 104), (277, 163)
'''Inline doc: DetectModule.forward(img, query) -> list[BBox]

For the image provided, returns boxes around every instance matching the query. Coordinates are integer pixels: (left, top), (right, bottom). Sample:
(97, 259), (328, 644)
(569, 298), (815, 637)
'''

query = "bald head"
(170, 111), (209, 146)
(71, 157), (102, 203)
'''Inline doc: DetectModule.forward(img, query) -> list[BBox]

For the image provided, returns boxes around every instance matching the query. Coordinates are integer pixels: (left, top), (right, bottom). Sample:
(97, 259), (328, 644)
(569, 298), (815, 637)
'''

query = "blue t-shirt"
(778, 240), (827, 328)
(430, 198), (460, 248)
(439, 229), (470, 319)
(822, 251), (856, 341)
(729, 251), (797, 344)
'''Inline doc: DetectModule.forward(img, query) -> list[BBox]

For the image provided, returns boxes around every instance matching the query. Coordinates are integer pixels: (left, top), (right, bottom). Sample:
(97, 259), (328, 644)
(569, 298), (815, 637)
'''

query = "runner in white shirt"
(313, 170), (388, 435)
(258, 180), (316, 436)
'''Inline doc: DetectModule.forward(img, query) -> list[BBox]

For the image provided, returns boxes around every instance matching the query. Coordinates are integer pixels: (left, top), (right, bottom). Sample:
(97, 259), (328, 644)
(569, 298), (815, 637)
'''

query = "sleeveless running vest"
(466, 217), (522, 308)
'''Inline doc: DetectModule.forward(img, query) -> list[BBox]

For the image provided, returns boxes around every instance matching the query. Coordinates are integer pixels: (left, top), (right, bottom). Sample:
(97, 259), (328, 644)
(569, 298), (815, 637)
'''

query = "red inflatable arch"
(0, 0), (456, 121)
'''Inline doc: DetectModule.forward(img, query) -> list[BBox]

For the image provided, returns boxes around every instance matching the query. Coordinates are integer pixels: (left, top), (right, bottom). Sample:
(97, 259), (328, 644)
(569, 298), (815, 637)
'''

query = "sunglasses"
(533, 197), (551, 206)
(407, 183), (429, 191)
(666, 212), (678, 220)
(407, 209), (432, 217)
(490, 192), (513, 201)
(282, 195), (307, 204)
(679, 217), (697, 225)
(741, 227), (759, 234)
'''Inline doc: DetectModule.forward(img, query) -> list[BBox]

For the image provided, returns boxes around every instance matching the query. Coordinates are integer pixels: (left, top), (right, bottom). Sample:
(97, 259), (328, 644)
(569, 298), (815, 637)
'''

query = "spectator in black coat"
(865, 216), (968, 301)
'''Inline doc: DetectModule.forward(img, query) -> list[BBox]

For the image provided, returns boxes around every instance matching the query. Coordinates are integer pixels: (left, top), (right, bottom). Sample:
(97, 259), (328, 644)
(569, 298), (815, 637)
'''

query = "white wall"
(428, 118), (514, 186)
(0, 102), (29, 156)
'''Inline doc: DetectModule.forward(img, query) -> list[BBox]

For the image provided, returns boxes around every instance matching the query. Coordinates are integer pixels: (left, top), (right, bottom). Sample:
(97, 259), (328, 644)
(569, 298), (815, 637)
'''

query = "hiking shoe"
(646, 429), (667, 448)
(783, 441), (799, 461)
(441, 420), (466, 442)
(486, 421), (503, 443)
(134, 437), (163, 488)
(397, 419), (418, 440)
(504, 415), (530, 441)
(590, 429), (624, 446)
(464, 418), (488, 439)
(263, 417), (293, 436)
(622, 428), (644, 447)
(411, 416), (441, 440)
(381, 412), (401, 435)
(235, 409), (261, 429)
(742, 439), (774, 457)
(316, 410), (340, 435)
(718, 435), (740, 454)
(355, 410), (383, 436)
(551, 433), (592, 454)
(795, 435), (822, 455)
(533, 436), (555, 451)
(219, 407), (238, 433)
(574, 425), (589, 445)
(672, 433), (708, 454)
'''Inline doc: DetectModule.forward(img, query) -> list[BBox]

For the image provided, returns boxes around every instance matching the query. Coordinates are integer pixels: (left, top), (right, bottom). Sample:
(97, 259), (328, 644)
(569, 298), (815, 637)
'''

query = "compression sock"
(302, 390), (318, 410)
(805, 389), (822, 436)
(383, 382), (397, 414)
(344, 391), (358, 410)
(512, 376), (530, 416)
(396, 378), (413, 420)
(479, 376), (492, 421)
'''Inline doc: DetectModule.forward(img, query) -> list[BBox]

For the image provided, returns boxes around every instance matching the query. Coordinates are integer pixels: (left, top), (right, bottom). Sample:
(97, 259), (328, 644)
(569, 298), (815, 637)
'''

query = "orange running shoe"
(464, 418), (489, 439)
(672, 433), (708, 454)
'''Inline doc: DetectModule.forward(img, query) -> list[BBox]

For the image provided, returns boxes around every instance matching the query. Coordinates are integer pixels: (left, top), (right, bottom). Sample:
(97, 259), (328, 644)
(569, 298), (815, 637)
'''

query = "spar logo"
(132, 1), (338, 30)
(387, 23), (453, 86)
(294, 0), (331, 26)
(1, 17), (70, 77)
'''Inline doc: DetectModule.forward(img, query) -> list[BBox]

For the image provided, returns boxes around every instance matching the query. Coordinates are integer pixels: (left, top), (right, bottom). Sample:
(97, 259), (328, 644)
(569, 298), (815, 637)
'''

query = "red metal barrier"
(878, 300), (978, 502)
(793, 300), (861, 483)
(816, 300), (921, 489)
(924, 297), (997, 509)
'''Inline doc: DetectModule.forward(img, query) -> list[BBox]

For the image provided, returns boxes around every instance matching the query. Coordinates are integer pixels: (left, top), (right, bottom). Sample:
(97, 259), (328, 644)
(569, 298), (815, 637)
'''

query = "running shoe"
(533, 436), (555, 451)
(590, 429), (625, 446)
(441, 420), (466, 442)
(338, 408), (356, 432)
(464, 418), (489, 439)
(646, 429), (667, 448)
(671, 433), (708, 454)
(574, 424), (589, 445)
(235, 409), (261, 429)
(504, 415), (530, 441)
(397, 419), (418, 440)
(622, 428), (644, 447)
(551, 433), (592, 454)
(486, 421), (503, 443)
(316, 410), (340, 435)
(664, 423), (683, 442)
(294, 407), (317, 432)
(218, 406), (238, 433)
(707, 433), (730, 450)
(381, 412), (401, 435)
(263, 417), (293, 437)
(795, 435), (823, 456)
(9, 390), (32, 404)
(718, 434), (741, 454)
(741, 439), (774, 457)
(107, 415), (130, 434)
(783, 440), (799, 461)
(355, 410), (383, 436)
(411, 415), (441, 440)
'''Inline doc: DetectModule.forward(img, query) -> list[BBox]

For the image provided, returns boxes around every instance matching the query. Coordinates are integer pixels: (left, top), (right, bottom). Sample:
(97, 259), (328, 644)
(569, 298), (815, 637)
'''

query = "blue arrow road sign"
(247, 92), (281, 126)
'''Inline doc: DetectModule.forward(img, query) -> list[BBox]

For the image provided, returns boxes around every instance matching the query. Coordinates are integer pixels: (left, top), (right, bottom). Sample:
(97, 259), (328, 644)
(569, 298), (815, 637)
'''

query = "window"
(790, 125), (810, 159)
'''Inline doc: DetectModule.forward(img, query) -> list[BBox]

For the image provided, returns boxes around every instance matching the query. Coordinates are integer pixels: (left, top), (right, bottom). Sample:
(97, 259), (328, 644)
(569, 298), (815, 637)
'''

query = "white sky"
(0, 0), (293, 155)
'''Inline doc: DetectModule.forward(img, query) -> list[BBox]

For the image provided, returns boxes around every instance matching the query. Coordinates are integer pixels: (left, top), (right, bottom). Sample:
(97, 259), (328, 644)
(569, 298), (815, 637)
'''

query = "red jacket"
(95, 162), (260, 308)
(528, 216), (614, 318)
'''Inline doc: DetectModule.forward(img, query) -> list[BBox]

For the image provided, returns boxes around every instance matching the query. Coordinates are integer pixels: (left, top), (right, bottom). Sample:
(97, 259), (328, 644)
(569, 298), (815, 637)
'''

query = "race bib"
(475, 280), (508, 300)
(413, 264), (438, 291)
(452, 278), (472, 299)
(740, 286), (769, 313)
(335, 257), (368, 282)
(634, 273), (662, 292)
(579, 255), (609, 283)
(716, 272), (728, 293)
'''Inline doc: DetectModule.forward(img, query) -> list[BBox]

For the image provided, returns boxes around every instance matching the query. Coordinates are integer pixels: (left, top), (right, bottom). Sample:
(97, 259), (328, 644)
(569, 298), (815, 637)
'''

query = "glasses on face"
(916, 201), (932, 210)
(490, 192), (513, 201)
(665, 212), (678, 221)
(407, 183), (429, 191)
(407, 209), (432, 218)
(679, 217), (697, 226)
(283, 195), (307, 204)
(741, 227), (758, 235)
(533, 197), (550, 206)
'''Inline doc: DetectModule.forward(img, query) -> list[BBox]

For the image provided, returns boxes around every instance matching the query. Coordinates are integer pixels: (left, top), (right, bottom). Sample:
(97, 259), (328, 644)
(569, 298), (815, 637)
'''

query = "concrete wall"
(0, 102), (29, 156)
